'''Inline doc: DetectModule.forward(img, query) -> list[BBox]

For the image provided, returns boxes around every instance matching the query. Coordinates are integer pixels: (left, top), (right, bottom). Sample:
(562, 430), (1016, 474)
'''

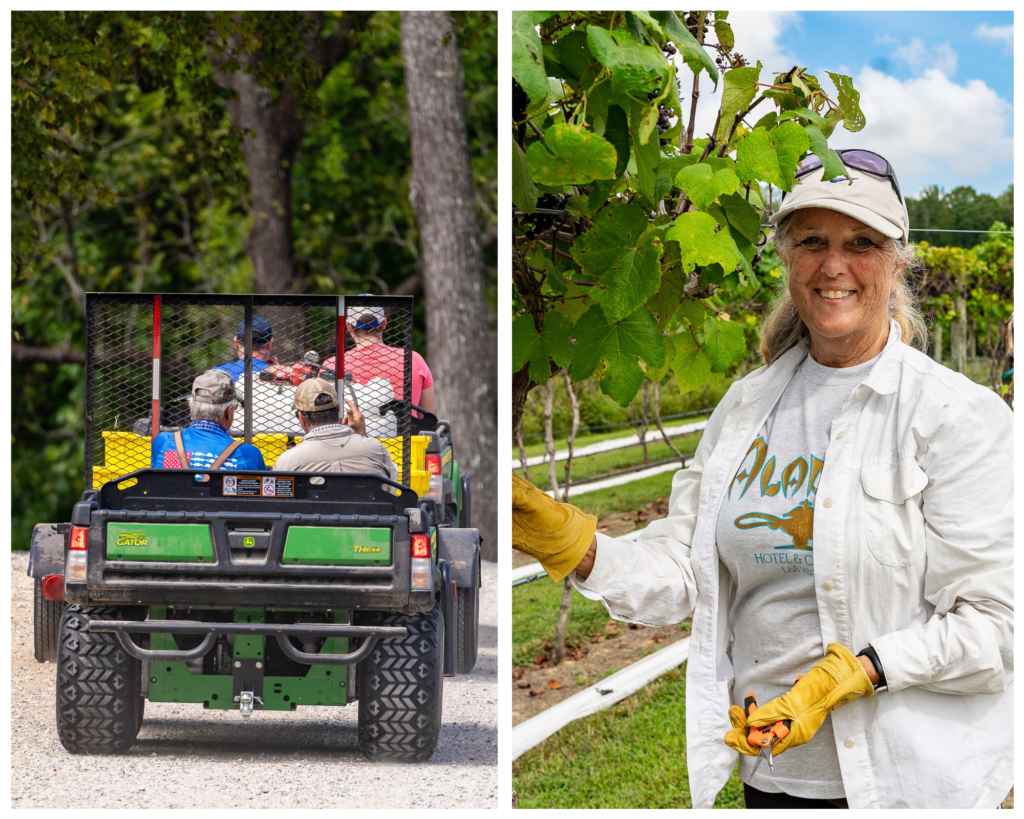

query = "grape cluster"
(662, 41), (677, 57)
(684, 13), (709, 39)
(715, 51), (749, 69)
(513, 79), (528, 123)
(519, 193), (568, 238)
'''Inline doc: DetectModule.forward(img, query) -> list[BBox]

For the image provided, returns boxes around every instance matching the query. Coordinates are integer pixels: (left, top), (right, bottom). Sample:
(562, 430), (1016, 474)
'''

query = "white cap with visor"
(770, 160), (910, 243)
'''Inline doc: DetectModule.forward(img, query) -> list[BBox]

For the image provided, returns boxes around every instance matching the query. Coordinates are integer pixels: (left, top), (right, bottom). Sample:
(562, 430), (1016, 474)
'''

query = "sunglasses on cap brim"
(789, 149), (904, 205)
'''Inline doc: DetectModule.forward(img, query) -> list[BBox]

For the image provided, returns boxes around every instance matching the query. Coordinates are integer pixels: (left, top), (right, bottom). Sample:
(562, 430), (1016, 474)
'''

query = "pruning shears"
(744, 675), (802, 776)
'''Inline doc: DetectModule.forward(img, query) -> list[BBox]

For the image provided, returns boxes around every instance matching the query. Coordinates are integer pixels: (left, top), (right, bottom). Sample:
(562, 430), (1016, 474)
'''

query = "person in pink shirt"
(322, 307), (435, 417)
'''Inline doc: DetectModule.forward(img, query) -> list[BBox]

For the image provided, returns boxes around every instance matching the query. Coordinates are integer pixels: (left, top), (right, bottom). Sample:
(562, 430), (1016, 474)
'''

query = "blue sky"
(681, 11), (1014, 198)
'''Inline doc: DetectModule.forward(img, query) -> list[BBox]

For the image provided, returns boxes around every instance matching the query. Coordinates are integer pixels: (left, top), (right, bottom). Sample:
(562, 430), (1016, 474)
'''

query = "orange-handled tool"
(747, 675), (804, 776)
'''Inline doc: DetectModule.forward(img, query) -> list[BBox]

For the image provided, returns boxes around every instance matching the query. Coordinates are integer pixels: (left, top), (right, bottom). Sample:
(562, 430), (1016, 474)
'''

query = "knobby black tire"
(33, 578), (65, 663)
(57, 605), (144, 755)
(356, 604), (444, 762)
(453, 585), (479, 674)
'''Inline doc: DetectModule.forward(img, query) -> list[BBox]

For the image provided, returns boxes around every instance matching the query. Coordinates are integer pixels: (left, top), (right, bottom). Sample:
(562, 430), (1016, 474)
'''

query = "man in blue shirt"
(214, 316), (276, 380)
(151, 370), (266, 471)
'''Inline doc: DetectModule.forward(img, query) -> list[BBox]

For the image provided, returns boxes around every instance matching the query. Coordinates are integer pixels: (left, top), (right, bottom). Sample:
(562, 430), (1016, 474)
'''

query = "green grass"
(512, 577), (615, 667)
(513, 415), (709, 461)
(566, 469), (678, 521)
(512, 663), (745, 808)
(515, 431), (702, 491)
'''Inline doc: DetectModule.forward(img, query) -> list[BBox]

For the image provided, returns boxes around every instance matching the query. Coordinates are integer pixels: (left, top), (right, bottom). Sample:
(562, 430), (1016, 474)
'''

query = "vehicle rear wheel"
(453, 585), (479, 674)
(356, 603), (444, 762)
(56, 605), (144, 754)
(33, 578), (65, 663)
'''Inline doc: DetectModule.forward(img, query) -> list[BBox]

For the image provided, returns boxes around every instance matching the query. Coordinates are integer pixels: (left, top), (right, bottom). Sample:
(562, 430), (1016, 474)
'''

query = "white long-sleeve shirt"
(573, 321), (1013, 809)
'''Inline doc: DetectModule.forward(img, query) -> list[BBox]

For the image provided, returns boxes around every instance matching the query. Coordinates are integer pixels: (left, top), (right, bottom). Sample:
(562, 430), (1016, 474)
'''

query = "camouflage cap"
(295, 378), (339, 413)
(192, 369), (237, 404)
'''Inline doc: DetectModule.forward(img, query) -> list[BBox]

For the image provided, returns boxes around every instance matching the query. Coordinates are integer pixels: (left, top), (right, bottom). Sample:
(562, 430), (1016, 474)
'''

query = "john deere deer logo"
(735, 501), (815, 550)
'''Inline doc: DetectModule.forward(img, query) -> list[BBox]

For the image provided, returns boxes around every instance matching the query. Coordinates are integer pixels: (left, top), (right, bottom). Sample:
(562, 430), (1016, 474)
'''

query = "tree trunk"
(544, 379), (560, 501)
(561, 369), (580, 501)
(210, 12), (368, 294)
(551, 577), (573, 667)
(516, 418), (530, 481)
(652, 380), (686, 466)
(932, 321), (943, 364)
(402, 11), (497, 560)
(951, 295), (968, 374)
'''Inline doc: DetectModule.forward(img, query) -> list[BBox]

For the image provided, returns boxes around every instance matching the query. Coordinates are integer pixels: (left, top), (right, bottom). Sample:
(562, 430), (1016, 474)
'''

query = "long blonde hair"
(758, 214), (928, 366)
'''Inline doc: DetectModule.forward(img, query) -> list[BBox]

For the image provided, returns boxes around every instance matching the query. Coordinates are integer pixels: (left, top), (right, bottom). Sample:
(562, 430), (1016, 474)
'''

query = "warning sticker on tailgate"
(223, 475), (295, 497)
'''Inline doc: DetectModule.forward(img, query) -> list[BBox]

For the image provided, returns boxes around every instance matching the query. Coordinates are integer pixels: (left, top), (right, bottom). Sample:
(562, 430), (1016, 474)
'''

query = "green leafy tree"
(906, 185), (1013, 249)
(511, 10), (867, 433)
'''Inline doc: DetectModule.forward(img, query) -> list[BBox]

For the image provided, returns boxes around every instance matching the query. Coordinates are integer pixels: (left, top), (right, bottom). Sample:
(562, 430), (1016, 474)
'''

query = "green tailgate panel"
(283, 526), (392, 565)
(106, 522), (214, 562)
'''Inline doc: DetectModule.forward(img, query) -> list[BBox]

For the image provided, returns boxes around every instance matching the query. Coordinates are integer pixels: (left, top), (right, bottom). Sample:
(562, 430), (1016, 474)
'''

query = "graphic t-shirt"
(716, 351), (879, 800)
(150, 420), (267, 471)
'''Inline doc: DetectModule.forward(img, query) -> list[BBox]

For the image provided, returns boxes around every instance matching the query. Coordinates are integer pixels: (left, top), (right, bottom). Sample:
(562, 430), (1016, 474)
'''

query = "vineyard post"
(952, 295), (968, 374)
(544, 379), (561, 501)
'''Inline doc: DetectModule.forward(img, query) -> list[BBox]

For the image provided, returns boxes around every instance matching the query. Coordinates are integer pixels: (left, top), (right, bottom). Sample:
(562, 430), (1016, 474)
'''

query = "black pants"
(743, 783), (848, 809)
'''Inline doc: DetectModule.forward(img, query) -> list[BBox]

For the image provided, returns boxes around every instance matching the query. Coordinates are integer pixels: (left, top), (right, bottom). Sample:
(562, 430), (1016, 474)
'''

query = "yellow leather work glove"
(724, 703), (762, 756)
(724, 644), (875, 758)
(512, 472), (596, 583)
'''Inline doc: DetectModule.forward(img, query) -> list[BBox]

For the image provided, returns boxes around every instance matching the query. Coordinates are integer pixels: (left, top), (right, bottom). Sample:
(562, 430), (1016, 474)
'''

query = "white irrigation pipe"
(521, 420), (708, 467)
(512, 636), (691, 759)
(544, 458), (689, 498)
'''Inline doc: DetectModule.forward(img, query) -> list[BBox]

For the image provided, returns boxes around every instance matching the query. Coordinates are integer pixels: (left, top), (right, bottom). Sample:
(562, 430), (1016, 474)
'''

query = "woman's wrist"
(857, 653), (880, 686)
(574, 536), (598, 580)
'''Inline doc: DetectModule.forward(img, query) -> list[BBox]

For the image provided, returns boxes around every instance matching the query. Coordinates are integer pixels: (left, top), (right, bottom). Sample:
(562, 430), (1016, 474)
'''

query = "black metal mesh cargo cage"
(85, 293), (415, 491)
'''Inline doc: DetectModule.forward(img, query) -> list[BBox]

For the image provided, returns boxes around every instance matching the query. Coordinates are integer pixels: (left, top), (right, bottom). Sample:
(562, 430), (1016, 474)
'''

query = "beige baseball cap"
(192, 370), (237, 404)
(770, 165), (910, 243)
(295, 378), (339, 412)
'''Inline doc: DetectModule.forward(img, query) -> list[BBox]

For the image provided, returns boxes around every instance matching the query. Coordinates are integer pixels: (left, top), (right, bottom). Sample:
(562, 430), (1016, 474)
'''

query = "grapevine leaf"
(752, 110), (778, 132)
(736, 128), (783, 187)
(644, 335), (676, 383)
(630, 11), (665, 38)
(525, 123), (618, 186)
(588, 178), (616, 212)
(511, 312), (575, 384)
(586, 27), (669, 100)
(651, 11), (718, 88)
(822, 108), (843, 138)
(512, 141), (539, 214)
(570, 303), (665, 406)
(665, 211), (744, 277)
(716, 63), (761, 143)
(778, 106), (826, 128)
(604, 104), (631, 176)
(827, 72), (866, 132)
(512, 11), (550, 103)
(803, 124), (849, 182)
(630, 101), (661, 205)
(676, 163), (740, 210)
(772, 121), (811, 190)
(678, 299), (706, 329)
(714, 19), (735, 51)
(553, 281), (589, 324)
(572, 203), (664, 323)
(646, 247), (688, 330)
(714, 192), (763, 244)
(702, 315), (746, 373)
(672, 333), (715, 393)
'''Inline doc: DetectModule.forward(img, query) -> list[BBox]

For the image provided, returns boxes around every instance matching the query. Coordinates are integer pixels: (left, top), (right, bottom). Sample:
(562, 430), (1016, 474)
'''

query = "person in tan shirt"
(273, 378), (396, 480)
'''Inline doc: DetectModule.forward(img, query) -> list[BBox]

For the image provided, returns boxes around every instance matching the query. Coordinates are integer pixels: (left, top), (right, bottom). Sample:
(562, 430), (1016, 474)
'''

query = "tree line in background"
(12, 11), (497, 555)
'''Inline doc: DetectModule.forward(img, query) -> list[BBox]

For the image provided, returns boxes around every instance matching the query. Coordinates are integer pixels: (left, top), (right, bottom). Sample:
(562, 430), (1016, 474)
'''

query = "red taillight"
(411, 533), (430, 558)
(426, 455), (441, 475)
(42, 574), (65, 601)
(69, 527), (88, 551)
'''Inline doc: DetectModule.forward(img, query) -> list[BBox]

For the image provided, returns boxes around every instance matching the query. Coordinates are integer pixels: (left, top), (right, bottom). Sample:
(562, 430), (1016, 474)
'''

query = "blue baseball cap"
(236, 316), (274, 344)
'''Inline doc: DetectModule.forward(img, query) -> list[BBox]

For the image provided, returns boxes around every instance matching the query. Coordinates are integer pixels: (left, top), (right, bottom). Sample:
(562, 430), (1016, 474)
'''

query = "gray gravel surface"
(11, 552), (497, 808)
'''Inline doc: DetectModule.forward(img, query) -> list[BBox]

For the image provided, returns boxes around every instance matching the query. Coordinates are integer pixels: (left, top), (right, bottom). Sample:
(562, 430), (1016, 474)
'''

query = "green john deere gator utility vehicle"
(28, 293), (480, 761)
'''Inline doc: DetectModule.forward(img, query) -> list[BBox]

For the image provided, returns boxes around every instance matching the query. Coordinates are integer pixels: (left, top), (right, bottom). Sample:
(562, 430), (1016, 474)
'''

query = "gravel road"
(11, 552), (497, 808)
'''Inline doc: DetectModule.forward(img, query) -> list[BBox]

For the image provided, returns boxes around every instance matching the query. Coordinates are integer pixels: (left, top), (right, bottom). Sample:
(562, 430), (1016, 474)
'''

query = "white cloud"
(974, 23), (1013, 52)
(675, 12), (802, 144)
(833, 66), (1012, 194)
(892, 37), (957, 78)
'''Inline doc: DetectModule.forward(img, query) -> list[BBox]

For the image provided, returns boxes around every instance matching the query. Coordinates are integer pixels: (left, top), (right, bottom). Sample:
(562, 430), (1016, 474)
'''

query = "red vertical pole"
(337, 296), (345, 405)
(152, 295), (161, 438)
